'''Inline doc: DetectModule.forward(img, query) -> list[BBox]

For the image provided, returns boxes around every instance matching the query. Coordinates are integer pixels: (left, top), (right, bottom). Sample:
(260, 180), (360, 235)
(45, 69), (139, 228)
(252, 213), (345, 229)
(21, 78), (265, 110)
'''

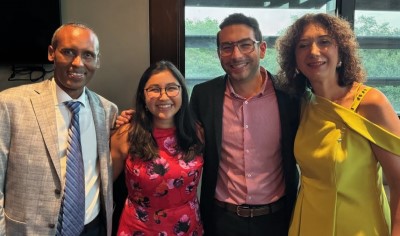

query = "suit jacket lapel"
(213, 75), (227, 159)
(31, 80), (61, 181)
(86, 90), (109, 195)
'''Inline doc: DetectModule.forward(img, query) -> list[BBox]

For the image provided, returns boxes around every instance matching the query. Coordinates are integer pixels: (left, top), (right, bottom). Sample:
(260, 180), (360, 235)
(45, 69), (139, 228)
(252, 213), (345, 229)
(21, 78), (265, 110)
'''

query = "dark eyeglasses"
(144, 85), (181, 98)
(219, 38), (260, 57)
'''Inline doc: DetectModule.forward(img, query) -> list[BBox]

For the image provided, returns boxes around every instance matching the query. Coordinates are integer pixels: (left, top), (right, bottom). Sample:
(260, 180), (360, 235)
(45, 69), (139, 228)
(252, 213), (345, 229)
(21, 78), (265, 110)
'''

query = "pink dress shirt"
(215, 68), (285, 205)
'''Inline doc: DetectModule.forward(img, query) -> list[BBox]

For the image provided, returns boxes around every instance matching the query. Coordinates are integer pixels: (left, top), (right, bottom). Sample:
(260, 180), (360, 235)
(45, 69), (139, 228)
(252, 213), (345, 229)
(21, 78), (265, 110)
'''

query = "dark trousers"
(80, 214), (106, 236)
(112, 173), (128, 236)
(210, 202), (288, 236)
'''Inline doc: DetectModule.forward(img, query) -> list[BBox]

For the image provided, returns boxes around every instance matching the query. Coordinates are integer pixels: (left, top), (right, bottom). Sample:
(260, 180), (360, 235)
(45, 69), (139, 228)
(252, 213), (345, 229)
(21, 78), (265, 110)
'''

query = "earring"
(337, 61), (342, 68)
(295, 68), (300, 76)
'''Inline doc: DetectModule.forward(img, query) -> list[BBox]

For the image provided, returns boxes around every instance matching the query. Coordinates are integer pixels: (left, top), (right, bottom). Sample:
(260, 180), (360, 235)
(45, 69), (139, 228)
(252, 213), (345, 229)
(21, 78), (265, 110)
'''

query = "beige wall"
(0, 0), (150, 110)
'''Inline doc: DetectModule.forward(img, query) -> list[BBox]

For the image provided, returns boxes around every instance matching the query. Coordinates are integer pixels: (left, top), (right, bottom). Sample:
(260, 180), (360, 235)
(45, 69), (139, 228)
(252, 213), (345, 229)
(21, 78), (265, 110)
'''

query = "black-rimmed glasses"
(219, 38), (260, 57)
(144, 85), (181, 98)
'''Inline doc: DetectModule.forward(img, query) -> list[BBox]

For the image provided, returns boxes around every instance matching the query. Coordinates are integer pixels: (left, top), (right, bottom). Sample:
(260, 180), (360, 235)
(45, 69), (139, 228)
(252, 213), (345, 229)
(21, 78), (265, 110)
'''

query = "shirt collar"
(51, 78), (87, 107)
(226, 66), (269, 99)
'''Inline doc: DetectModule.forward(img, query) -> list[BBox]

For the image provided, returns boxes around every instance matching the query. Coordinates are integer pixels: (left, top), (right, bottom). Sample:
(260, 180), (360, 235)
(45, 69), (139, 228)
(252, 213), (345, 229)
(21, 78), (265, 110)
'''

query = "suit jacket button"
(55, 189), (61, 195)
(48, 223), (55, 228)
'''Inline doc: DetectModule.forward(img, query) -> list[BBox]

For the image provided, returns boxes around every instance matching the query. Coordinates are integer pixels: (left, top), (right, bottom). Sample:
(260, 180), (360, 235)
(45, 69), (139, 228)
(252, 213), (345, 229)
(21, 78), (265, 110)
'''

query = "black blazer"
(190, 71), (300, 235)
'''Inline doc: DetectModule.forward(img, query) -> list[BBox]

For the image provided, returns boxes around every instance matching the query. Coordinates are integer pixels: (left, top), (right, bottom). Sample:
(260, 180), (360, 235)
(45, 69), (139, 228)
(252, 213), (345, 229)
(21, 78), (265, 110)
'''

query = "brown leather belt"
(214, 197), (285, 217)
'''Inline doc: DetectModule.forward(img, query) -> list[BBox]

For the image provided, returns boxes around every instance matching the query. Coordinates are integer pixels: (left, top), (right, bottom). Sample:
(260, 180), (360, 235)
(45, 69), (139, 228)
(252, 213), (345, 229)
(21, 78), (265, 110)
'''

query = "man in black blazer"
(190, 13), (299, 236)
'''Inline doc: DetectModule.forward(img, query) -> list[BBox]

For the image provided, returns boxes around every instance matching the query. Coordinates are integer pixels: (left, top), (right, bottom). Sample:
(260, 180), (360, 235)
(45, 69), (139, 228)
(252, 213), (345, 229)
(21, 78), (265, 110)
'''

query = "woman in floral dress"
(111, 61), (204, 236)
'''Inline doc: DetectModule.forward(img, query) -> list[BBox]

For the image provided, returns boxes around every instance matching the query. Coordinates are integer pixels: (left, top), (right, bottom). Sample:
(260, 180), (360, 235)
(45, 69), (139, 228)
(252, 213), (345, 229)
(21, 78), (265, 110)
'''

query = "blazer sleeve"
(0, 96), (11, 235)
(189, 84), (201, 123)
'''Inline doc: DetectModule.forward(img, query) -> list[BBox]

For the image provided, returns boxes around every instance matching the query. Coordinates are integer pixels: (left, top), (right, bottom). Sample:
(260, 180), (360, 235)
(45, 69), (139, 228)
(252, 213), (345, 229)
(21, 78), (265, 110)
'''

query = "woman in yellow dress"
(275, 13), (400, 235)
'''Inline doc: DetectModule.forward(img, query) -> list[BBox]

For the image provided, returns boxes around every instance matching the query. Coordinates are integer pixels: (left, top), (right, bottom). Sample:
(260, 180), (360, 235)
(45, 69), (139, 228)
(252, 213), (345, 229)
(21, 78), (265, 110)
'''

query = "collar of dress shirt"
(226, 67), (268, 99)
(51, 77), (88, 107)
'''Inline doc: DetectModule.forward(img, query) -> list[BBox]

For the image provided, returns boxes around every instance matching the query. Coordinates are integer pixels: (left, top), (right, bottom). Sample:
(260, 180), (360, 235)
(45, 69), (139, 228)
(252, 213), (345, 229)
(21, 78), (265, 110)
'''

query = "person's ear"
(259, 41), (267, 59)
(48, 45), (55, 62)
(95, 54), (101, 69)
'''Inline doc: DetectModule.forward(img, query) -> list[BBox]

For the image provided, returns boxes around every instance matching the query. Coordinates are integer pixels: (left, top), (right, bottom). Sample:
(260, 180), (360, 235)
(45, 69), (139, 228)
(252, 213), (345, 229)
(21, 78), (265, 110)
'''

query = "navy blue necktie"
(57, 101), (85, 236)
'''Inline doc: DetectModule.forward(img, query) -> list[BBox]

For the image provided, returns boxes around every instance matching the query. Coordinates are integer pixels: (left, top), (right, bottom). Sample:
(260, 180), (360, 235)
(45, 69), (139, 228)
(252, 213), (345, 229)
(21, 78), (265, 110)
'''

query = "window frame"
(149, 0), (399, 74)
(149, 0), (185, 73)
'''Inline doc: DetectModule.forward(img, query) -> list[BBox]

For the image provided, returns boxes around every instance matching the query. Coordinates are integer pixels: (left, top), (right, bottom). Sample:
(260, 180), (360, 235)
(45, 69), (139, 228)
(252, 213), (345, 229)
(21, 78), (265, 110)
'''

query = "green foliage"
(185, 48), (223, 78)
(185, 15), (400, 112)
(355, 16), (400, 36)
(261, 49), (279, 74)
(185, 47), (223, 96)
(359, 49), (400, 77)
(186, 18), (220, 35)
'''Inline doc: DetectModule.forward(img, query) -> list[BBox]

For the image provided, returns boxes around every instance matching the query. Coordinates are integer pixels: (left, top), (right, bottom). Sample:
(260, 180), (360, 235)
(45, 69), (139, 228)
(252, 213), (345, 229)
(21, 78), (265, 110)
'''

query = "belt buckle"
(236, 205), (253, 218)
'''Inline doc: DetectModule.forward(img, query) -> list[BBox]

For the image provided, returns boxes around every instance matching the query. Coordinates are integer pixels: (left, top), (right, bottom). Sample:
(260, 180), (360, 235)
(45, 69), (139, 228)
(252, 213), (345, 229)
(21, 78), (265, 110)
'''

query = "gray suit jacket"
(0, 79), (118, 236)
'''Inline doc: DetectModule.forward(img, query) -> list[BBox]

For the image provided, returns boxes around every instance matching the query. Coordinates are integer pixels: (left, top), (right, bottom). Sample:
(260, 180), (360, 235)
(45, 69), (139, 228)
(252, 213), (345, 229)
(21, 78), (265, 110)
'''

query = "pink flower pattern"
(117, 127), (203, 235)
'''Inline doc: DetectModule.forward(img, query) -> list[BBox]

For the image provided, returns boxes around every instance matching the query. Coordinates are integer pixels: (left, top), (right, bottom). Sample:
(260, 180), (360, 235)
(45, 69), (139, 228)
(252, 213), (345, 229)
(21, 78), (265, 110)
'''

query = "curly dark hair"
(275, 13), (366, 97)
(216, 13), (263, 46)
(128, 60), (203, 162)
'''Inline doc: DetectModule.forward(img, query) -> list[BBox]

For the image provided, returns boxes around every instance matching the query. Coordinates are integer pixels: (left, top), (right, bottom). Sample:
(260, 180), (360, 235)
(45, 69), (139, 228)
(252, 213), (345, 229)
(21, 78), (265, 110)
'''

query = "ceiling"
(185, 0), (400, 10)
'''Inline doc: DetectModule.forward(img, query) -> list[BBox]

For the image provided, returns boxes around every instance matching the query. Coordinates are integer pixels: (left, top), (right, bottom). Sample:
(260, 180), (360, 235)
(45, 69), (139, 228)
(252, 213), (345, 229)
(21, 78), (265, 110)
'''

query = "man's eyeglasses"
(219, 38), (260, 57)
(144, 85), (181, 98)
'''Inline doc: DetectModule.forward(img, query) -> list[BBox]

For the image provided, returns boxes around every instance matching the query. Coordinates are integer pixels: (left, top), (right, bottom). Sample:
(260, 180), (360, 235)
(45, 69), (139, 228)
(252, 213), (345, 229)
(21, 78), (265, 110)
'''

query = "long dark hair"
(128, 60), (202, 162)
(275, 13), (366, 97)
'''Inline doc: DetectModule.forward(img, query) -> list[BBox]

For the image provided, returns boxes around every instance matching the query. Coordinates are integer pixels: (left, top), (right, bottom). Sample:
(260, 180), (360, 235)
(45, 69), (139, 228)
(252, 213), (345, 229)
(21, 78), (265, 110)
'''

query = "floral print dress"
(117, 127), (204, 236)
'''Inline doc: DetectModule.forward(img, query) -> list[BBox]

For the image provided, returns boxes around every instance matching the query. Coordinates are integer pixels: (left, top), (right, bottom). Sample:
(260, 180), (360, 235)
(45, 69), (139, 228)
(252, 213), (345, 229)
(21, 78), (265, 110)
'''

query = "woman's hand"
(115, 109), (135, 128)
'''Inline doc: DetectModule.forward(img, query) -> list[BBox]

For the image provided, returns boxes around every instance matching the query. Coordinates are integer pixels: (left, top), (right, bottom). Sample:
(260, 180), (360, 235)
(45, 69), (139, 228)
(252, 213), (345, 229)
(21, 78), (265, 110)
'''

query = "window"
(354, 0), (400, 113)
(186, 1), (335, 91)
(183, 0), (400, 112)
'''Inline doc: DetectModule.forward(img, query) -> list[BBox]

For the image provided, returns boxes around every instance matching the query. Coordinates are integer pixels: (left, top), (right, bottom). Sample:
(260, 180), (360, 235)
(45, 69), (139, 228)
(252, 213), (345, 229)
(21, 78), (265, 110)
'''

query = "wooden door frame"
(149, 0), (185, 74)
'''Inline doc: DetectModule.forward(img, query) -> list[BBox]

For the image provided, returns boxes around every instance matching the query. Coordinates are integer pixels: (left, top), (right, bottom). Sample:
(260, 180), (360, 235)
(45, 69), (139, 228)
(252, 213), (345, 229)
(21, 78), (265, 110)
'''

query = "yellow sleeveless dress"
(289, 86), (400, 236)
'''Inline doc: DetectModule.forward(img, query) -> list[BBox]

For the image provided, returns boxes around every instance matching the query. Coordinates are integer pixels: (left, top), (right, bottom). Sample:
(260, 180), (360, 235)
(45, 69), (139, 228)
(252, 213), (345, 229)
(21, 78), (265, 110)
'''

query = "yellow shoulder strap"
(350, 84), (372, 112)
(335, 101), (400, 156)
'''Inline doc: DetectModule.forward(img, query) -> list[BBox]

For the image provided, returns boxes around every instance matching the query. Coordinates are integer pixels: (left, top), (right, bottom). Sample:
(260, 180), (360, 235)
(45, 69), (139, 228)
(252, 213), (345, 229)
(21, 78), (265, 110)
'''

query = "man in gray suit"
(0, 23), (118, 235)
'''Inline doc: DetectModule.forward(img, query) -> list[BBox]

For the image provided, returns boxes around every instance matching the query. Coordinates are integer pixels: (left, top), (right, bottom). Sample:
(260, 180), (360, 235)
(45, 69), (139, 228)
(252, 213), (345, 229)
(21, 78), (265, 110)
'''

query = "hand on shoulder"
(115, 109), (135, 128)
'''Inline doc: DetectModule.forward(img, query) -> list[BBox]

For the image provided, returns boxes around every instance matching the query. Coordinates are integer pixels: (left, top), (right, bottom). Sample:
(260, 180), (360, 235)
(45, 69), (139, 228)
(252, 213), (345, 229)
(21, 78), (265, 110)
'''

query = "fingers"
(122, 109), (135, 117)
(115, 109), (135, 128)
(115, 117), (129, 128)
